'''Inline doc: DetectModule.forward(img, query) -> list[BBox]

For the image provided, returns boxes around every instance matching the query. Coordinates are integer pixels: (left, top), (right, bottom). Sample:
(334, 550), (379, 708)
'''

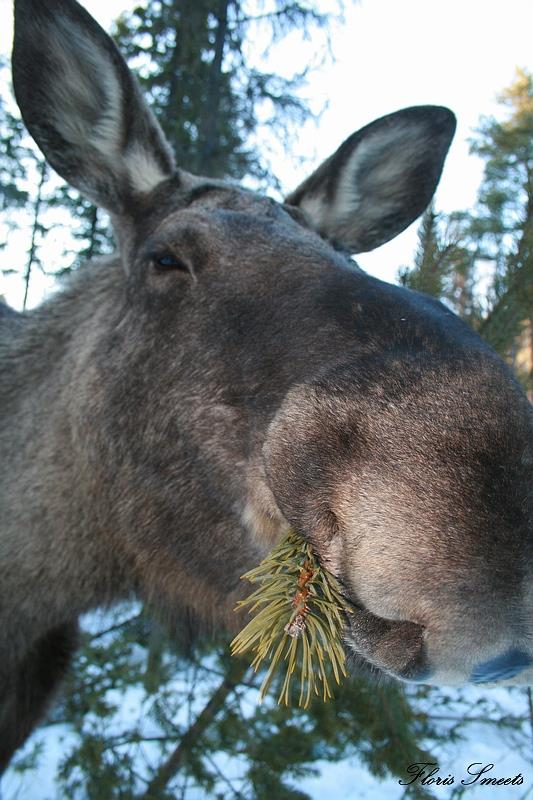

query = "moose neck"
(0, 257), (277, 639)
(0, 261), (133, 644)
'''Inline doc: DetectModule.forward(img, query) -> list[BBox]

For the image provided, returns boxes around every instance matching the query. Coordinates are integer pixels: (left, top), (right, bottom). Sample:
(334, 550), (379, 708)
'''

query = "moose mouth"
(254, 463), (513, 687)
(338, 591), (429, 684)
(341, 590), (533, 687)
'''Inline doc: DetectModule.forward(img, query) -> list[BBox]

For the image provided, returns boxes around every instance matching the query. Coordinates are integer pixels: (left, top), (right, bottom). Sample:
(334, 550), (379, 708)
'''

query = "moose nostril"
(470, 648), (533, 684)
(346, 606), (428, 680)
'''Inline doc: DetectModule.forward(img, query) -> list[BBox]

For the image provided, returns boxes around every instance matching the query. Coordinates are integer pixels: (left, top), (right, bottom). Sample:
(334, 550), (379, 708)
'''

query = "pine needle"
(230, 529), (352, 708)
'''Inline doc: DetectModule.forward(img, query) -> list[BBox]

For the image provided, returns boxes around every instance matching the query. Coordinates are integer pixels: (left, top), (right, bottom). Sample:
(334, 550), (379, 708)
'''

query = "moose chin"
(1, 0), (532, 773)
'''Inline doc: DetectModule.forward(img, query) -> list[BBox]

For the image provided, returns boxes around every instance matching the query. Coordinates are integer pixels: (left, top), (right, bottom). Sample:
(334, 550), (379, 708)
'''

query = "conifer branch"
(141, 658), (249, 799)
(231, 529), (352, 707)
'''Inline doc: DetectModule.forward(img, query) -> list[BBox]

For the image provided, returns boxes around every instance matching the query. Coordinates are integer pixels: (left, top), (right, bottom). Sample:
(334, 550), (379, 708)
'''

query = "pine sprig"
(230, 529), (352, 708)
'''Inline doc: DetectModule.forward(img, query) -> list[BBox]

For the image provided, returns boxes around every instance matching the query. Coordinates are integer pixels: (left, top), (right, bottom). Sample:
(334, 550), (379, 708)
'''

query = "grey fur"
(2, 0), (532, 771)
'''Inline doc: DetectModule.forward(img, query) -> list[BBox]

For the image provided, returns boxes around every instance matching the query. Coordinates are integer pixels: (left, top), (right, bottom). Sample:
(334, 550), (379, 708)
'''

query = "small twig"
(22, 160), (47, 309)
(423, 713), (529, 725)
(204, 752), (247, 799)
(526, 687), (533, 758)
(83, 612), (143, 643)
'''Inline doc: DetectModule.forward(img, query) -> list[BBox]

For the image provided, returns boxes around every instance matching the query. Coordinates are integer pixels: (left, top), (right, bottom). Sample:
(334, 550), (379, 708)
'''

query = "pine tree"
(2, 0), (335, 303)
(398, 206), (480, 325)
(10, 607), (533, 799)
(400, 69), (533, 398)
(19, 610), (444, 799)
(398, 204), (445, 298)
(51, 186), (113, 274)
(113, 0), (330, 185)
(0, 57), (31, 291)
(471, 68), (533, 396)
(0, 54), (114, 305)
(0, 83), (29, 215)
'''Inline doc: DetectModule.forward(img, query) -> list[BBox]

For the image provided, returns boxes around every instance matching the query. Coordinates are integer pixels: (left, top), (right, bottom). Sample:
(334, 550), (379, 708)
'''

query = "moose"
(1, 0), (532, 772)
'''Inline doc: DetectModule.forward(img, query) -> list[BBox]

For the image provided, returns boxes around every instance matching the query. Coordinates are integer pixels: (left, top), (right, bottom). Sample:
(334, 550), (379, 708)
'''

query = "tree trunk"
(198, 0), (229, 176)
(22, 160), (47, 310)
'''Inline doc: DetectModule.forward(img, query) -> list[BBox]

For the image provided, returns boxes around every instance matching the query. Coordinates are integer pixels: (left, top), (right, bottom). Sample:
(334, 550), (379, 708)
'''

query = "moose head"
(1, 0), (532, 771)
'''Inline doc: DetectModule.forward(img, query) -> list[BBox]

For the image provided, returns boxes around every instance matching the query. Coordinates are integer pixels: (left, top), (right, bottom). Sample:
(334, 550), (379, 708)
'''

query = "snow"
(2, 682), (532, 800)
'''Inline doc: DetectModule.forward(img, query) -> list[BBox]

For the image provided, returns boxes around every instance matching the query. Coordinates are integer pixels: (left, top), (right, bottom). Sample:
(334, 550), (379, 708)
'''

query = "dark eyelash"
(152, 254), (190, 272)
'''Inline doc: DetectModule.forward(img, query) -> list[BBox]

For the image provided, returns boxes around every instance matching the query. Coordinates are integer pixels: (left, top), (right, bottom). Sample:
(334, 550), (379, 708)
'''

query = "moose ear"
(12, 0), (175, 215)
(285, 106), (456, 254)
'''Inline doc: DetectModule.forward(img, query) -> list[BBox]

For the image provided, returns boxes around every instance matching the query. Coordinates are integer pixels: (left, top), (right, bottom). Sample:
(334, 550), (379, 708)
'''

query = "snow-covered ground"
(3, 680), (532, 800)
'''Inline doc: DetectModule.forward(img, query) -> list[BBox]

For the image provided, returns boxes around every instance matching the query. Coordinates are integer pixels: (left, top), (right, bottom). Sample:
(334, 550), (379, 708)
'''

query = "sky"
(1, 0), (533, 297)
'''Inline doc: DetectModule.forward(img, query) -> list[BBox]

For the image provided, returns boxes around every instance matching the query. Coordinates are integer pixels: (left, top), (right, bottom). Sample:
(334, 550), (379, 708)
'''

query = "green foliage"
(51, 188), (114, 274)
(0, 0), (337, 303)
(29, 608), (447, 799)
(113, 0), (333, 185)
(231, 529), (351, 707)
(0, 73), (113, 305)
(398, 205), (480, 325)
(471, 67), (533, 240)
(0, 59), (31, 218)
(471, 68), (533, 384)
(400, 204), (443, 298)
(9, 602), (531, 800)
(400, 69), (533, 398)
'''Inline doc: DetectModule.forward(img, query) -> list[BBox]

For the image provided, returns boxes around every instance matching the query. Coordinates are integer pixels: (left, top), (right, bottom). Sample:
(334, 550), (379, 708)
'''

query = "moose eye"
(152, 254), (190, 273)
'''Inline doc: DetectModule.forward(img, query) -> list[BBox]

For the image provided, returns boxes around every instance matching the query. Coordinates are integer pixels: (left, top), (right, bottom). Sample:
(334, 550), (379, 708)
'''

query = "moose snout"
(344, 606), (430, 683)
(264, 360), (533, 688)
(344, 599), (533, 686)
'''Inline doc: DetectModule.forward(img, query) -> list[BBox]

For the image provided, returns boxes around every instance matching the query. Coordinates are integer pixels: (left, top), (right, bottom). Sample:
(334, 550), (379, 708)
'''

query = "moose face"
(8, 0), (533, 700)
(96, 172), (533, 688)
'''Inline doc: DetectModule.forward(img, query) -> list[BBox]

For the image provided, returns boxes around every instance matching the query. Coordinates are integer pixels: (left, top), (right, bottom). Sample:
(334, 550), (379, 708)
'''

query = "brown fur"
(1, 0), (532, 770)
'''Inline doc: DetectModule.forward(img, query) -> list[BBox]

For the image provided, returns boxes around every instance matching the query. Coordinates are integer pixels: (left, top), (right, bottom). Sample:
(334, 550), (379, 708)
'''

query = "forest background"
(0, 0), (532, 797)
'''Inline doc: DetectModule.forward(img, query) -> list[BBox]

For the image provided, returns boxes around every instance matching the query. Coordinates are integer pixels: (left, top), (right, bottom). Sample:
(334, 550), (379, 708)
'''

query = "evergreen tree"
(113, 0), (331, 185)
(398, 204), (444, 298)
(0, 78), (113, 303)
(398, 206), (479, 325)
(400, 69), (533, 397)
(4, 608), (446, 799)
(9, 607), (533, 799)
(0, 63), (29, 217)
(1, 0), (336, 302)
(51, 186), (113, 273)
(0, 57), (31, 289)
(21, 160), (48, 309)
(471, 68), (533, 395)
